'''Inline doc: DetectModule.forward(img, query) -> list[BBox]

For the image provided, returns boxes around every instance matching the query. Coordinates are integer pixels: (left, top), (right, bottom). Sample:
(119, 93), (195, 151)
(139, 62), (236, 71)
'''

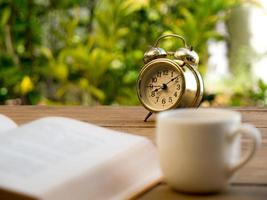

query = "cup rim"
(156, 108), (241, 124)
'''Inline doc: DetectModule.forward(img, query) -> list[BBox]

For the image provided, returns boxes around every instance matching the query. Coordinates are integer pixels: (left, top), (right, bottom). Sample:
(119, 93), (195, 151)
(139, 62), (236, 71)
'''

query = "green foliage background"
(0, 0), (255, 105)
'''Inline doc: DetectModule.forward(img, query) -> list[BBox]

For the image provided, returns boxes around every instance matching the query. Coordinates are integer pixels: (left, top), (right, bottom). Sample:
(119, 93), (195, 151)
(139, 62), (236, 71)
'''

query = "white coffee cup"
(156, 108), (261, 193)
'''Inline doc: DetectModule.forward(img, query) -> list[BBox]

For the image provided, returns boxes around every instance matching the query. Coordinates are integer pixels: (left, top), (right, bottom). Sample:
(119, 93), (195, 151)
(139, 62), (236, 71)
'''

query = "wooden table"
(0, 106), (266, 200)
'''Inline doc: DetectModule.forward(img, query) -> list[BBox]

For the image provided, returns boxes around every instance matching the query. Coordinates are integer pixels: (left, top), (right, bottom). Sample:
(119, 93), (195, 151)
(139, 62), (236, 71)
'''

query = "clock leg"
(144, 112), (153, 122)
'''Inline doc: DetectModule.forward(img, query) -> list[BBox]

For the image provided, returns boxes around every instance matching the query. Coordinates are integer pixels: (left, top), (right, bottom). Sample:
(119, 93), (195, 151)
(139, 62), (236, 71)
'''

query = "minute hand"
(165, 75), (179, 85)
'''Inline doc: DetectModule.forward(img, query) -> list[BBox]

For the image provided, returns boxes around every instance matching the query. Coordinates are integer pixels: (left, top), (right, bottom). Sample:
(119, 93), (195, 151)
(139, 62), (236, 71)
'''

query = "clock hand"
(165, 75), (179, 85)
(152, 75), (179, 92)
(146, 85), (161, 88)
(152, 88), (160, 92)
(152, 83), (167, 92)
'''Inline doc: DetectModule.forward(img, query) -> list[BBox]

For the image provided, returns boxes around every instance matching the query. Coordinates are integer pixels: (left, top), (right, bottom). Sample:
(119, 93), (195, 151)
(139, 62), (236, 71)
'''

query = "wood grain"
(0, 106), (267, 200)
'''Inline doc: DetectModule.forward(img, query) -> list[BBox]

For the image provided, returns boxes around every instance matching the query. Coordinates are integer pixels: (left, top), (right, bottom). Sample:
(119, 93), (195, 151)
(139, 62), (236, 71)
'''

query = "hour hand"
(152, 83), (167, 92)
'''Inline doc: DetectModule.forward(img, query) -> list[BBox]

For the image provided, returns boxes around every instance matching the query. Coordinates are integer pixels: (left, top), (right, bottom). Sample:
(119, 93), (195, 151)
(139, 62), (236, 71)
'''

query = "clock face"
(137, 61), (184, 112)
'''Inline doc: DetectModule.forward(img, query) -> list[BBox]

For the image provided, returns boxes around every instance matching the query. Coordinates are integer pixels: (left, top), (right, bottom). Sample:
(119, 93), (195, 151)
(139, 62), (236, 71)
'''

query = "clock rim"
(137, 58), (186, 112)
(186, 64), (204, 107)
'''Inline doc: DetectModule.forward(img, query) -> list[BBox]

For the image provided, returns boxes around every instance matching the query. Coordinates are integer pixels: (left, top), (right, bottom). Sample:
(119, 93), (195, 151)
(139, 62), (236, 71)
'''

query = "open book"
(0, 114), (162, 200)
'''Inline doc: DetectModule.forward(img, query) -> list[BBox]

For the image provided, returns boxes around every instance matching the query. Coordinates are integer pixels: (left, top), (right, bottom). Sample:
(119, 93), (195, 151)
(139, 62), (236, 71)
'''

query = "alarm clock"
(137, 34), (204, 121)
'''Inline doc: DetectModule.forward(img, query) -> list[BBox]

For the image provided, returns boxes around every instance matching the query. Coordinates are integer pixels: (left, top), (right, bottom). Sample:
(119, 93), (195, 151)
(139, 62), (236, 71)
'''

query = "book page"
(0, 114), (17, 133)
(0, 117), (156, 198)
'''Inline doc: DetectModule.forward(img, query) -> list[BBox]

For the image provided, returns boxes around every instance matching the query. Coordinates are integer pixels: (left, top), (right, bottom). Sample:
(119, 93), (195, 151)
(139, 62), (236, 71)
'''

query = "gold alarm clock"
(137, 34), (204, 121)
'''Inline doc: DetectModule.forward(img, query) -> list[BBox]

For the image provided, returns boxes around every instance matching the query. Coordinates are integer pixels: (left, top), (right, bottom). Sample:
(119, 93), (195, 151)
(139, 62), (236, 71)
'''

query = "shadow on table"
(138, 184), (267, 200)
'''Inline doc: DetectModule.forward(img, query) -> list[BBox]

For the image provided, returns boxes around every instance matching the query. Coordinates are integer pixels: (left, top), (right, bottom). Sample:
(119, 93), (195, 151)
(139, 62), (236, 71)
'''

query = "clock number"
(174, 91), (177, 97)
(163, 70), (168, 75)
(151, 91), (155, 97)
(156, 96), (159, 103)
(169, 97), (172, 103)
(148, 84), (153, 89)
(177, 84), (180, 90)
(162, 98), (166, 105)
(157, 71), (162, 77)
(171, 71), (174, 77)
(152, 77), (157, 83)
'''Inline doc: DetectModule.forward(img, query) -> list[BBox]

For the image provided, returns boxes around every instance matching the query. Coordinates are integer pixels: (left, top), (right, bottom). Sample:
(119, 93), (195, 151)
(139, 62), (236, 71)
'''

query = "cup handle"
(227, 123), (261, 177)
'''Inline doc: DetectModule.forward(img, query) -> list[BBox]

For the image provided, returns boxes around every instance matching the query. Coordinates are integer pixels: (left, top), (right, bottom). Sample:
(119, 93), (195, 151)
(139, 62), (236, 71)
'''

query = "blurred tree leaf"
(0, 7), (10, 27)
